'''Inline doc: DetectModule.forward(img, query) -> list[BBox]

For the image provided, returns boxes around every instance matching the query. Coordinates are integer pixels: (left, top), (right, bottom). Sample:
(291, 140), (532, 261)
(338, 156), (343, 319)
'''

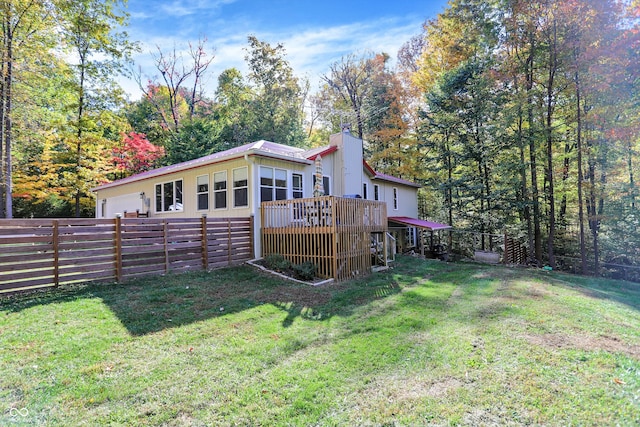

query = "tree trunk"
(575, 70), (587, 274)
(75, 53), (86, 218)
(516, 89), (532, 252)
(3, 36), (11, 218)
(1, 14), (13, 219)
(525, 32), (542, 265)
(0, 35), (5, 219)
(545, 18), (557, 269)
(559, 139), (570, 223)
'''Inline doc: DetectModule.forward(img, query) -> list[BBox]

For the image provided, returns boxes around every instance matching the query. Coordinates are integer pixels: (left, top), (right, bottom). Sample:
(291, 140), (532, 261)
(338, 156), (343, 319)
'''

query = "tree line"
(1, 0), (639, 274)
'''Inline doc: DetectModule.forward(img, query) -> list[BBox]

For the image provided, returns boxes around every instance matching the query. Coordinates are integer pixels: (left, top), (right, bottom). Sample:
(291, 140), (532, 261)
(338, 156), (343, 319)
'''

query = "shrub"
(264, 254), (292, 272)
(292, 261), (316, 281)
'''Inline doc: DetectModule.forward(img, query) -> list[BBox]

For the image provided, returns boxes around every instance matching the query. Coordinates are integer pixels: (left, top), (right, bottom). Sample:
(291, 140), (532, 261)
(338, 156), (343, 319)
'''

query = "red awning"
(389, 217), (452, 231)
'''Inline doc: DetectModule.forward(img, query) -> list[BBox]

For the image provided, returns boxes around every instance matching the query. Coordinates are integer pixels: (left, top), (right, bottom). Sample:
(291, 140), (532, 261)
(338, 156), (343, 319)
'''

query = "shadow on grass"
(5, 257), (634, 337)
(543, 270), (640, 312)
(0, 263), (407, 336)
(424, 260), (640, 315)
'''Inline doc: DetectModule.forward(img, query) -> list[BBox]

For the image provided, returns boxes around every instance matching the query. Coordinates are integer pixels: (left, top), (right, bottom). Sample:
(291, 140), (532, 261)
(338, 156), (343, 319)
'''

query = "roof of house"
(93, 139), (420, 191)
(363, 160), (421, 188)
(389, 217), (451, 230)
(93, 140), (314, 191)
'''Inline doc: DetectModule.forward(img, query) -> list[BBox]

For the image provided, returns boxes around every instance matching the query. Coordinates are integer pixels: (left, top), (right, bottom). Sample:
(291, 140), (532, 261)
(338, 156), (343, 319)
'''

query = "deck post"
(331, 197), (339, 280)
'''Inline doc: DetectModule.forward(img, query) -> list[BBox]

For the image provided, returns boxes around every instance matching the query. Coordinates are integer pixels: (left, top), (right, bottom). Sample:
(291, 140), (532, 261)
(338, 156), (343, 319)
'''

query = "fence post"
(249, 215), (255, 259)
(227, 218), (232, 265)
(201, 215), (208, 270)
(53, 220), (59, 287)
(163, 219), (169, 274)
(115, 216), (123, 282)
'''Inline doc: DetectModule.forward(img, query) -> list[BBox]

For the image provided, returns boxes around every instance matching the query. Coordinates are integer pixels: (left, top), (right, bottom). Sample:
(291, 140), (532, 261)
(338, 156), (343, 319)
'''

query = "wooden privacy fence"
(261, 196), (388, 281)
(0, 216), (254, 294)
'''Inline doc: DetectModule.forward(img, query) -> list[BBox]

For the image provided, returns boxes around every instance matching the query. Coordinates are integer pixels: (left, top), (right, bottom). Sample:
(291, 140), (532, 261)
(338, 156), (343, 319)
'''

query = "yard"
(1, 256), (639, 425)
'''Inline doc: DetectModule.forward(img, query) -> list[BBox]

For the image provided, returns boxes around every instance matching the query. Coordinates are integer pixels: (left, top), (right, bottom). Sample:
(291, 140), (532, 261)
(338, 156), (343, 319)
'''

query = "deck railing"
(261, 196), (388, 281)
(261, 195), (387, 232)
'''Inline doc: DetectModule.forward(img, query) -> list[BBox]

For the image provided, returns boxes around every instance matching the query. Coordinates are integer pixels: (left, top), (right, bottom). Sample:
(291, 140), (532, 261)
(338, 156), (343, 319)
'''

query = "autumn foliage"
(112, 132), (165, 177)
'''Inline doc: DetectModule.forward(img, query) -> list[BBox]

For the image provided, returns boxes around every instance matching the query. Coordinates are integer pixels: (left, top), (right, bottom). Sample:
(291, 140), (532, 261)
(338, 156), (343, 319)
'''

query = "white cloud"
(123, 8), (424, 99)
(158, 0), (238, 17)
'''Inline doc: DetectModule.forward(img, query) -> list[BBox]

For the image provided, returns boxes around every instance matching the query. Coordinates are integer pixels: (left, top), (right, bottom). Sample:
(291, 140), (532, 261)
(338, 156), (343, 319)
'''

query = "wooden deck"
(261, 196), (388, 281)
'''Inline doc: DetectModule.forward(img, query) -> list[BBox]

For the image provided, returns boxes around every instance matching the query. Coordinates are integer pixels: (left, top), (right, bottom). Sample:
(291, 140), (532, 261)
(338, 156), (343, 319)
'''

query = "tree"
(112, 131), (164, 177)
(1, 0), (54, 218)
(214, 67), (253, 146)
(321, 53), (376, 140)
(244, 36), (305, 146)
(57, 0), (134, 216)
(136, 37), (214, 133)
(413, 0), (639, 275)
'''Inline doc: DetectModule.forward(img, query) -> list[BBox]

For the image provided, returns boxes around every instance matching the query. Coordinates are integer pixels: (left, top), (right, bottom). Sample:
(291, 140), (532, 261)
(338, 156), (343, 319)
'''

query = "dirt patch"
(447, 286), (464, 306)
(251, 284), (336, 307)
(525, 332), (640, 359)
(425, 377), (464, 398)
(355, 374), (464, 405)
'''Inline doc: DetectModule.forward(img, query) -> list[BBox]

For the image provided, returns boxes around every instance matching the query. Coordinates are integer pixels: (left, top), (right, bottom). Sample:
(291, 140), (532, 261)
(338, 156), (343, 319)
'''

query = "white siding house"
(92, 129), (424, 255)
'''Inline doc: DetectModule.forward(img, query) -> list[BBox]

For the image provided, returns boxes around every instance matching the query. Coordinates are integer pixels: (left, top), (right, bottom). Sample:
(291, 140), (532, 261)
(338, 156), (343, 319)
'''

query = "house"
(92, 128), (441, 258)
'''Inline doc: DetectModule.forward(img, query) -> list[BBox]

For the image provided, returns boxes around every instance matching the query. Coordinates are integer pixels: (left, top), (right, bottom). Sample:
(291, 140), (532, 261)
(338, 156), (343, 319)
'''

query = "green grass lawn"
(1, 256), (639, 426)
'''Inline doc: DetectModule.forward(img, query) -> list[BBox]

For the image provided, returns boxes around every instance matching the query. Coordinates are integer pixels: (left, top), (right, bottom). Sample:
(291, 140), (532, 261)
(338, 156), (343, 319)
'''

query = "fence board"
(0, 251), (54, 264)
(0, 278), (56, 292)
(0, 217), (254, 293)
(1, 269), (55, 282)
(0, 235), (53, 244)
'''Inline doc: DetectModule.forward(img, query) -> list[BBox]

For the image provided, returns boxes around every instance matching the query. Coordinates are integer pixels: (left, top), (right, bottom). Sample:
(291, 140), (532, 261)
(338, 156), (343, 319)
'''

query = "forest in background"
(1, 0), (639, 275)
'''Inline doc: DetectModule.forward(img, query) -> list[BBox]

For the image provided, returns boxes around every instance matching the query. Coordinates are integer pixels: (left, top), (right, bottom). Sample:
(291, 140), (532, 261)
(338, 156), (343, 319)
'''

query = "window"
(155, 179), (183, 212)
(260, 166), (287, 202)
(233, 167), (248, 208)
(374, 184), (380, 201)
(393, 187), (398, 210)
(197, 175), (209, 210)
(214, 171), (227, 209)
(312, 175), (330, 195)
(363, 183), (368, 199)
(292, 173), (303, 199)
(406, 227), (416, 248)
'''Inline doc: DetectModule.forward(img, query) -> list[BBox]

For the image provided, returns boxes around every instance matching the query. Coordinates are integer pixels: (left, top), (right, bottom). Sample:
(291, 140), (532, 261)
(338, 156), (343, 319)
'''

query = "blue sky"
(122, 0), (448, 99)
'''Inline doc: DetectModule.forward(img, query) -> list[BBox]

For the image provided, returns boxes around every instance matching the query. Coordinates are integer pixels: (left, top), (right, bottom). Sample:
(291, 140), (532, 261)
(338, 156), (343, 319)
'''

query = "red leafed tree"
(112, 132), (165, 177)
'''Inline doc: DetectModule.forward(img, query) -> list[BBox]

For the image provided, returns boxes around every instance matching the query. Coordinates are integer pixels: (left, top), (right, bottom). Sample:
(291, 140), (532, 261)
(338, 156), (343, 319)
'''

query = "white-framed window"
(214, 171), (227, 209)
(374, 184), (380, 201)
(155, 179), (183, 212)
(393, 187), (398, 210)
(406, 227), (416, 248)
(313, 175), (330, 195)
(292, 173), (303, 199)
(260, 166), (287, 202)
(196, 175), (209, 211)
(233, 167), (248, 208)
(363, 183), (368, 199)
